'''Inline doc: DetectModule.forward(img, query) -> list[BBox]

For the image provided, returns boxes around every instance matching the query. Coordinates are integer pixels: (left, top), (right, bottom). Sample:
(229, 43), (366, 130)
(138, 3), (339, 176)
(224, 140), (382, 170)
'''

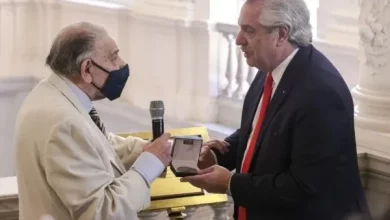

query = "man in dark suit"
(181, 0), (371, 220)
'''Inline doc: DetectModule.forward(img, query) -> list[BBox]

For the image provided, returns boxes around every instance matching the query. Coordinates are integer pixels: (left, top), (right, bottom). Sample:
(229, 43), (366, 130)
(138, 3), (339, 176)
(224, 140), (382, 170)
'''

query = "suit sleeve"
(230, 91), (350, 210)
(211, 129), (240, 171)
(45, 118), (150, 220)
(108, 133), (147, 170)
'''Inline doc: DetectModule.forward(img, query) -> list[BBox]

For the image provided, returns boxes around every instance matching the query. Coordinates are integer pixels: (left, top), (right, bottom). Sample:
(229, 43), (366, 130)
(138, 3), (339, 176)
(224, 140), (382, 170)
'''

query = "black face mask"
(90, 60), (130, 101)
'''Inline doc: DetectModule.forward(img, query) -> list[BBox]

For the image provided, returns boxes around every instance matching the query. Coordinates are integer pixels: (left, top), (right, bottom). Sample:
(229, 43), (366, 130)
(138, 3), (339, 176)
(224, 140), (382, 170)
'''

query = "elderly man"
(15, 22), (171, 220)
(182, 0), (371, 220)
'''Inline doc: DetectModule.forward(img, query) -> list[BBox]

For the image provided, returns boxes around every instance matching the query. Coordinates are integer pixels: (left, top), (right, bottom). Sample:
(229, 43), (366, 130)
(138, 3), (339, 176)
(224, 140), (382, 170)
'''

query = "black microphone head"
(149, 100), (165, 118)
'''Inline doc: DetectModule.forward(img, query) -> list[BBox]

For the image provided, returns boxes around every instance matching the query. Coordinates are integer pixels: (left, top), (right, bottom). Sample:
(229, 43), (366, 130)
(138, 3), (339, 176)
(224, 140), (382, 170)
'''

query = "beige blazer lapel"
(47, 73), (126, 175)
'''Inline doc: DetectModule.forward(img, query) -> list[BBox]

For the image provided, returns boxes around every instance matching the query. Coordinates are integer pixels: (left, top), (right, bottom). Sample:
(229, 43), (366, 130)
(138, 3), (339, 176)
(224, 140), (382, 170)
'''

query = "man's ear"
(276, 25), (289, 47)
(80, 59), (93, 83)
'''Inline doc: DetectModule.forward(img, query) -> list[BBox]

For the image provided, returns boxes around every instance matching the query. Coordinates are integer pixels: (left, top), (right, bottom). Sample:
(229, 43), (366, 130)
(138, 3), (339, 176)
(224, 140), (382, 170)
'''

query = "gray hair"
(45, 22), (107, 77)
(257, 0), (312, 47)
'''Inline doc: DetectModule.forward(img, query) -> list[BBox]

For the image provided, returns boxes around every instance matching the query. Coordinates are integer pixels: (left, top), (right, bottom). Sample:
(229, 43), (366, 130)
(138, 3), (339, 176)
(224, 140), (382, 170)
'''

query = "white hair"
(45, 22), (108, 77)
(258, 0), (312, 46)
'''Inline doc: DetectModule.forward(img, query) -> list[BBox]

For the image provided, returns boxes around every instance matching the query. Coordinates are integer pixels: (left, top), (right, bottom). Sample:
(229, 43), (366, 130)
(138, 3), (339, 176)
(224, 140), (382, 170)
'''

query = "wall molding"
(0, 76), (39, 96)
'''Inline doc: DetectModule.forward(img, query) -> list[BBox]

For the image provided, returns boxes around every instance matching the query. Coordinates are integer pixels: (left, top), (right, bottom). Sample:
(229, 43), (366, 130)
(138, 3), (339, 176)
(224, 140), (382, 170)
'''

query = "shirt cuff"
(131, 152), (165, 187)
(226, 170), (235, 196)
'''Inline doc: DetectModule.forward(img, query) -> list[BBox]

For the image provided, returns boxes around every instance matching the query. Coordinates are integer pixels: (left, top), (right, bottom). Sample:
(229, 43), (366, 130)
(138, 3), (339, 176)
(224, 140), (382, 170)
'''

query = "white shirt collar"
(63, 77), (94, 112)
(271, 48), (299, 91)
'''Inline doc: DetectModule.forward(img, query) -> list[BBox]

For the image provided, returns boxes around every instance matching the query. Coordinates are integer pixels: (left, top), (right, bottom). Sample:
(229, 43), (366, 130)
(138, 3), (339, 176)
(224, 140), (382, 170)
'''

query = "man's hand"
(143, 133), (172, 167)
(204, 140), (230, 154)
(180, 165), (232, 194)
(198, 140), (230, 169)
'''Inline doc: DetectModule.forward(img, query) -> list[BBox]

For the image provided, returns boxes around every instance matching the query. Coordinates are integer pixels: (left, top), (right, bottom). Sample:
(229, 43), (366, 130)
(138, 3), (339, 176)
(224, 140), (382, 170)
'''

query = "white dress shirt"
(64, 78), (164, 185)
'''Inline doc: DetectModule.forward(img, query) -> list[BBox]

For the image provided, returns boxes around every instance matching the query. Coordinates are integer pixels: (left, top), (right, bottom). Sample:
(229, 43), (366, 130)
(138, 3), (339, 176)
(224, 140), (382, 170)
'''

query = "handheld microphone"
(149, 100), (165, 141)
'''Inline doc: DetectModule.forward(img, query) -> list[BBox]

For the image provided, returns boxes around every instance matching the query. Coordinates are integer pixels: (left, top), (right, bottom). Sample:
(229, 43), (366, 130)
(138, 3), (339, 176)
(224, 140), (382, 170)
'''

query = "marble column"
(352, 0), (390, 217)
(352, 0), (390, 150)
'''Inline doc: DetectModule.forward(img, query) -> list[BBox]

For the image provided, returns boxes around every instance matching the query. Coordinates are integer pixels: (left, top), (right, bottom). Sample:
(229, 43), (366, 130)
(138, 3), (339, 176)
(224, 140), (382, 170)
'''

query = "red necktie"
(238, 72), (273, 220)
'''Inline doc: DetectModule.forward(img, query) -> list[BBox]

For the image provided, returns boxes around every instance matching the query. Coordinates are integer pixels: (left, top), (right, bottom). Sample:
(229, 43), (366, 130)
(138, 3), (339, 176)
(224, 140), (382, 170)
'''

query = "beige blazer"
(15, 73), (151, 220)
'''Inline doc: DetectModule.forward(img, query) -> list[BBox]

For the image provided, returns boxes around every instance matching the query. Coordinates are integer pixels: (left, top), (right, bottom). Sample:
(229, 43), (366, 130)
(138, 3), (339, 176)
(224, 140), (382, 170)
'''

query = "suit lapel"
(250, 45), (313, 168)
(48, 73), (126, 175)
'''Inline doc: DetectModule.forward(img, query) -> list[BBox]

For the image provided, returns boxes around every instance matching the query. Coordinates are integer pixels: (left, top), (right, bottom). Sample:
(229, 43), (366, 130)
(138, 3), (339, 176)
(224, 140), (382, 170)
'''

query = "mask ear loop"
(89, 60), (110, 93)
(90, 60), (111, 73)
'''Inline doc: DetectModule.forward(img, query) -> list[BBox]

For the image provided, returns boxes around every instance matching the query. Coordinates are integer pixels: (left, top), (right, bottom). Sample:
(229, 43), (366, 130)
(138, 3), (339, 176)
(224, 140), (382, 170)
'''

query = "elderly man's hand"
(143, 133), (172, 167)
(180, 165), (232, 194)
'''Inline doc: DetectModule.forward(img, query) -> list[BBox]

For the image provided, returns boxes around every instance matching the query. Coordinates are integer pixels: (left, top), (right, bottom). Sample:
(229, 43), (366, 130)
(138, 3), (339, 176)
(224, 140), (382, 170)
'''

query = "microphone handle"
(152, 118), (164, 141)
(151, 117), (167, 174)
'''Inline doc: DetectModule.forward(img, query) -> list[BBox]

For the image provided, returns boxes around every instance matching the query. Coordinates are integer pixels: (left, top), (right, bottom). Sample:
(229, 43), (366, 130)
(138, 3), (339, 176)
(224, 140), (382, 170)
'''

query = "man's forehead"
(238, 1), (262, 26)
(94, 36), (119, 58)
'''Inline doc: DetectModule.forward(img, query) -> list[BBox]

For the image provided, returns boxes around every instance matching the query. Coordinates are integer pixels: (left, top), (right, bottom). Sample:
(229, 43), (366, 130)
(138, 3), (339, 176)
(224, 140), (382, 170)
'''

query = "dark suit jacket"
(213, 45), (371, 220)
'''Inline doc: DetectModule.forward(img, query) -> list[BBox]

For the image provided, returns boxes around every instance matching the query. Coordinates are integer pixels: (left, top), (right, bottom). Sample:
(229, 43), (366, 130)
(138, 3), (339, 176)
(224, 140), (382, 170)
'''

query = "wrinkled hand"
(198, 140), (230, 169)
(143, 133), (172, 167)
(180, 165), (232, 194)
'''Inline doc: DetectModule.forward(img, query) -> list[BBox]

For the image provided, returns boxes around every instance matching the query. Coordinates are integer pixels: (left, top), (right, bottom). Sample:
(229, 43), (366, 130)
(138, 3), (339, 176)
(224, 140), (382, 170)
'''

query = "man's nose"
(236, 31), (247, 46)
(118, 57), (126, 68)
